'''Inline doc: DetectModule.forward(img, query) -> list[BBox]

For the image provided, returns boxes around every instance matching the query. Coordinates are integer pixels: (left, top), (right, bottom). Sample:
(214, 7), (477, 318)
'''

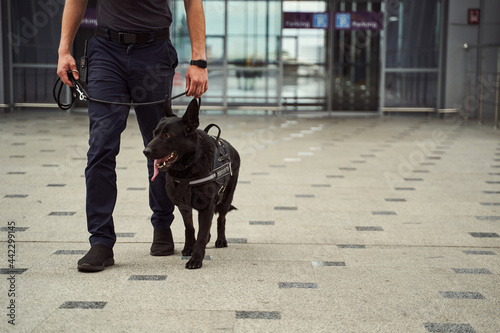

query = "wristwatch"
(190, 59), (207, 69)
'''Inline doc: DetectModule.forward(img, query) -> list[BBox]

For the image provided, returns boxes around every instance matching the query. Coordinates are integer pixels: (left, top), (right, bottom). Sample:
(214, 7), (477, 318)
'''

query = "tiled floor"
(1, 110), (499, 332)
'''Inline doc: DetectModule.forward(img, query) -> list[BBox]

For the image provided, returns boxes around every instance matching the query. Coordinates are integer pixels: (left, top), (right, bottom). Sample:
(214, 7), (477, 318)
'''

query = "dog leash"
(53, 71), (187, 110)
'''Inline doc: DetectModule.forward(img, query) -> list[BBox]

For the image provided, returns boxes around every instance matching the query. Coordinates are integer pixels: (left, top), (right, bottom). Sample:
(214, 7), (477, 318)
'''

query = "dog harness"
(165, 124), (232, 210)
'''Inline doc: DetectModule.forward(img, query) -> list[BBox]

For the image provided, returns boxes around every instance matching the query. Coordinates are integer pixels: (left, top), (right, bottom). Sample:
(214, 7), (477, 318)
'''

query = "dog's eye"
(165, 132), (171, 138)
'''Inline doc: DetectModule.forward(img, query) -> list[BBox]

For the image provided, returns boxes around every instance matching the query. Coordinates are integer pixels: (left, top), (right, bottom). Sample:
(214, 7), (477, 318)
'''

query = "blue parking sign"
(335, 13), (351, 29)
(313, 13), (328, 29)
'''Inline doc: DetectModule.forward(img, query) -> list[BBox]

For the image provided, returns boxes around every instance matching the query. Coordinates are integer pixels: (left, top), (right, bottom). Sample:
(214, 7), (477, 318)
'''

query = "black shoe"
(77, 244), (114, 272)
(150, 229), (175, 256)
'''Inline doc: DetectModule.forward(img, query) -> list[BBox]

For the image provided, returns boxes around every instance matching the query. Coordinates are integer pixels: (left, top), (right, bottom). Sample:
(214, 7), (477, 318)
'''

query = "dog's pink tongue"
(151, 159), (160, 182)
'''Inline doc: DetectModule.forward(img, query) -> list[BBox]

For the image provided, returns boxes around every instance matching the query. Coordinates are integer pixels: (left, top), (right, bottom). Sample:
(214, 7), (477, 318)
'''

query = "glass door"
(381, 0), (442, 110)
(330, 0), (382, 111)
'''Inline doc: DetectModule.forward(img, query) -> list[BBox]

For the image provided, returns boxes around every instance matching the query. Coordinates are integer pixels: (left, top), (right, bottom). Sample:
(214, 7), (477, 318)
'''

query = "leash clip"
(74, 84), (87, 101)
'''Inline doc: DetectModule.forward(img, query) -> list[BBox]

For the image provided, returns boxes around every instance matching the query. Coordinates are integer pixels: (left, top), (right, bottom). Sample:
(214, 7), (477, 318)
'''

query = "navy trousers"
(85, 33), (177, 248)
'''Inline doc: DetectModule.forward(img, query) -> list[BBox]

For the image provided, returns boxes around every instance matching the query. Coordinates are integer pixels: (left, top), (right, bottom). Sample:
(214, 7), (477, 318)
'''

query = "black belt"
(96, 26), (169, 44)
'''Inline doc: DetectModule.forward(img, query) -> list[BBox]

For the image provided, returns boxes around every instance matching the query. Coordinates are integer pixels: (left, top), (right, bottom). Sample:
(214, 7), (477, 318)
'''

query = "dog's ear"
(182, 99), (200, 135)
(163, 101), (176, 118)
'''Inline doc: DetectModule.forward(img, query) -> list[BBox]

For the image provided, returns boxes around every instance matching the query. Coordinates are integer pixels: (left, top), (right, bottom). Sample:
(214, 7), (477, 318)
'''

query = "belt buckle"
(118, 32), (136, 44)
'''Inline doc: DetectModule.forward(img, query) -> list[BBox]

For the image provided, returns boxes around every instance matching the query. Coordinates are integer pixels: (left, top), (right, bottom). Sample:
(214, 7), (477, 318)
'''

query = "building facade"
(1, 0), (499, 119)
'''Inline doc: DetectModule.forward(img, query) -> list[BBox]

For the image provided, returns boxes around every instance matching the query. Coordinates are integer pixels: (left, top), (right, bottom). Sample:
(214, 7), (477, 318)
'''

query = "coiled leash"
(53, 70), (187, 110)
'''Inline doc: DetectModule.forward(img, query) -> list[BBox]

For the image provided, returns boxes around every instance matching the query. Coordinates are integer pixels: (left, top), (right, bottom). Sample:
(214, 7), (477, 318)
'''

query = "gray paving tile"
(116, 233), (136, 237)
(337, 244), (366, 249)
(4, 194), (29, 198)
(356, 226), (384, 231)
(49, 212), (76, 216)
(127, 187), (146, 191)
(128, 275), (167, 281)
(452, 268), (492, 274)
(274, 206), (297, 210)
(469, 232), (499, 238)
(249, 221), (275, 225)
(0, 268), (28, 274)
(475, 216), (500, 221)
(227, 238), (247, 243)
(385, 198), (406, 202)
(0, 227), (28, 232)
(439, 291), (485, 299)
(53, 250), (87, 255)
(311, 261), (346, 267)
(463, 250), (496, 255)
(180, 256), (213, 260)
(372, 211), (397, 215)
(235, 311), (281, 320)
(59, 301), (107, 309)
(279, 282), (318, 289)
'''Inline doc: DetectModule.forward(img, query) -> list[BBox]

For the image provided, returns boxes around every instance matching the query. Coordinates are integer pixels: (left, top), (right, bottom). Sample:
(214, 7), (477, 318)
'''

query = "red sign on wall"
(468, 9), (480, 25)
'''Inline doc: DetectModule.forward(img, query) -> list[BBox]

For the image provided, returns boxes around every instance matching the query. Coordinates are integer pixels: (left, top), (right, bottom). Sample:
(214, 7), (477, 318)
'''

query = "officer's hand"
(57, 52), (79, 87)
(185, 66), (208, 98)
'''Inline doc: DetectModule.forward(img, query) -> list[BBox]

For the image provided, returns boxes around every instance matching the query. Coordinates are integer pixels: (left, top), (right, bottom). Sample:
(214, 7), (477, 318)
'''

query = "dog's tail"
(228, 205), (237, 212)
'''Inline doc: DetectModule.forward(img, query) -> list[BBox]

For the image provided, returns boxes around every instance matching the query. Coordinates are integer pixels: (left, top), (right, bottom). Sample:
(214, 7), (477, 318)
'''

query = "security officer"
(57, 0), (208, 272)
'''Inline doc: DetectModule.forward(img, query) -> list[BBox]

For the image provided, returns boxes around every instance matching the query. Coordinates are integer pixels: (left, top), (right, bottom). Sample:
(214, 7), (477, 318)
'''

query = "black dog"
(144, 99), (240, 269)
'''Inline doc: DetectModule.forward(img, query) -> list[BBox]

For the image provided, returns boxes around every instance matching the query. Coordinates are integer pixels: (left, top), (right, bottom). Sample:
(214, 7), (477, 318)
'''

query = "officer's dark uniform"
(85, 0), (177, 249)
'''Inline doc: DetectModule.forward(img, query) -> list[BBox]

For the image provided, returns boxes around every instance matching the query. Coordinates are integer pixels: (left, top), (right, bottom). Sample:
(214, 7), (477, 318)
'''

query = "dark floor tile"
(311, 261), (346, 267)
(252, 172), (270, 176)
(404, 178), (423, 181)
(249, 221), (275, 225)
(475, 216), (500, 221)
(54, 250), (87, 255)
(385, 198), (406, 202)
(311, 184), (330, 188)
(440, 291), (485, 299)
(4, 194), (28, 198)
(7, 172), (26, 175)
(356, 226), (384, 231)
(49, 212), (76, 216)
(128, 275), (167, 281)
(339, 167), (356, 171)
(326, 175), (344, 178)
(295, 194), (315, 198)
(59, 301), (107, 309)
(463, 250), (496, 255)
(0, 227), (28, 232)
(116, 233), (136, 237)
(235, 311), (281, 320)
(483, 191), (500, 194)
(372, 211), (397, 215)
(395, 187), (415, 191)
(479, 202), (500, 206)
(47, 184), (66, 187)
(279, 282), (318, 289)
(274, 206), (297, 210)
(452, 268), (492, 274)
(0, 268), (28, 274)
(337, 244), (366, 249)
(227, 238), (247, 243)
(127, 187), (146, 191)
(469, 232), (499, 238)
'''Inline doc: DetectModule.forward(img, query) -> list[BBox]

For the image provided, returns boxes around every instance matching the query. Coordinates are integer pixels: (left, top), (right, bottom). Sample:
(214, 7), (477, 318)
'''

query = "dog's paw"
(185, 258), (203, 269)
(215, 239), (228, 248)
(181, 246), (193, 256)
